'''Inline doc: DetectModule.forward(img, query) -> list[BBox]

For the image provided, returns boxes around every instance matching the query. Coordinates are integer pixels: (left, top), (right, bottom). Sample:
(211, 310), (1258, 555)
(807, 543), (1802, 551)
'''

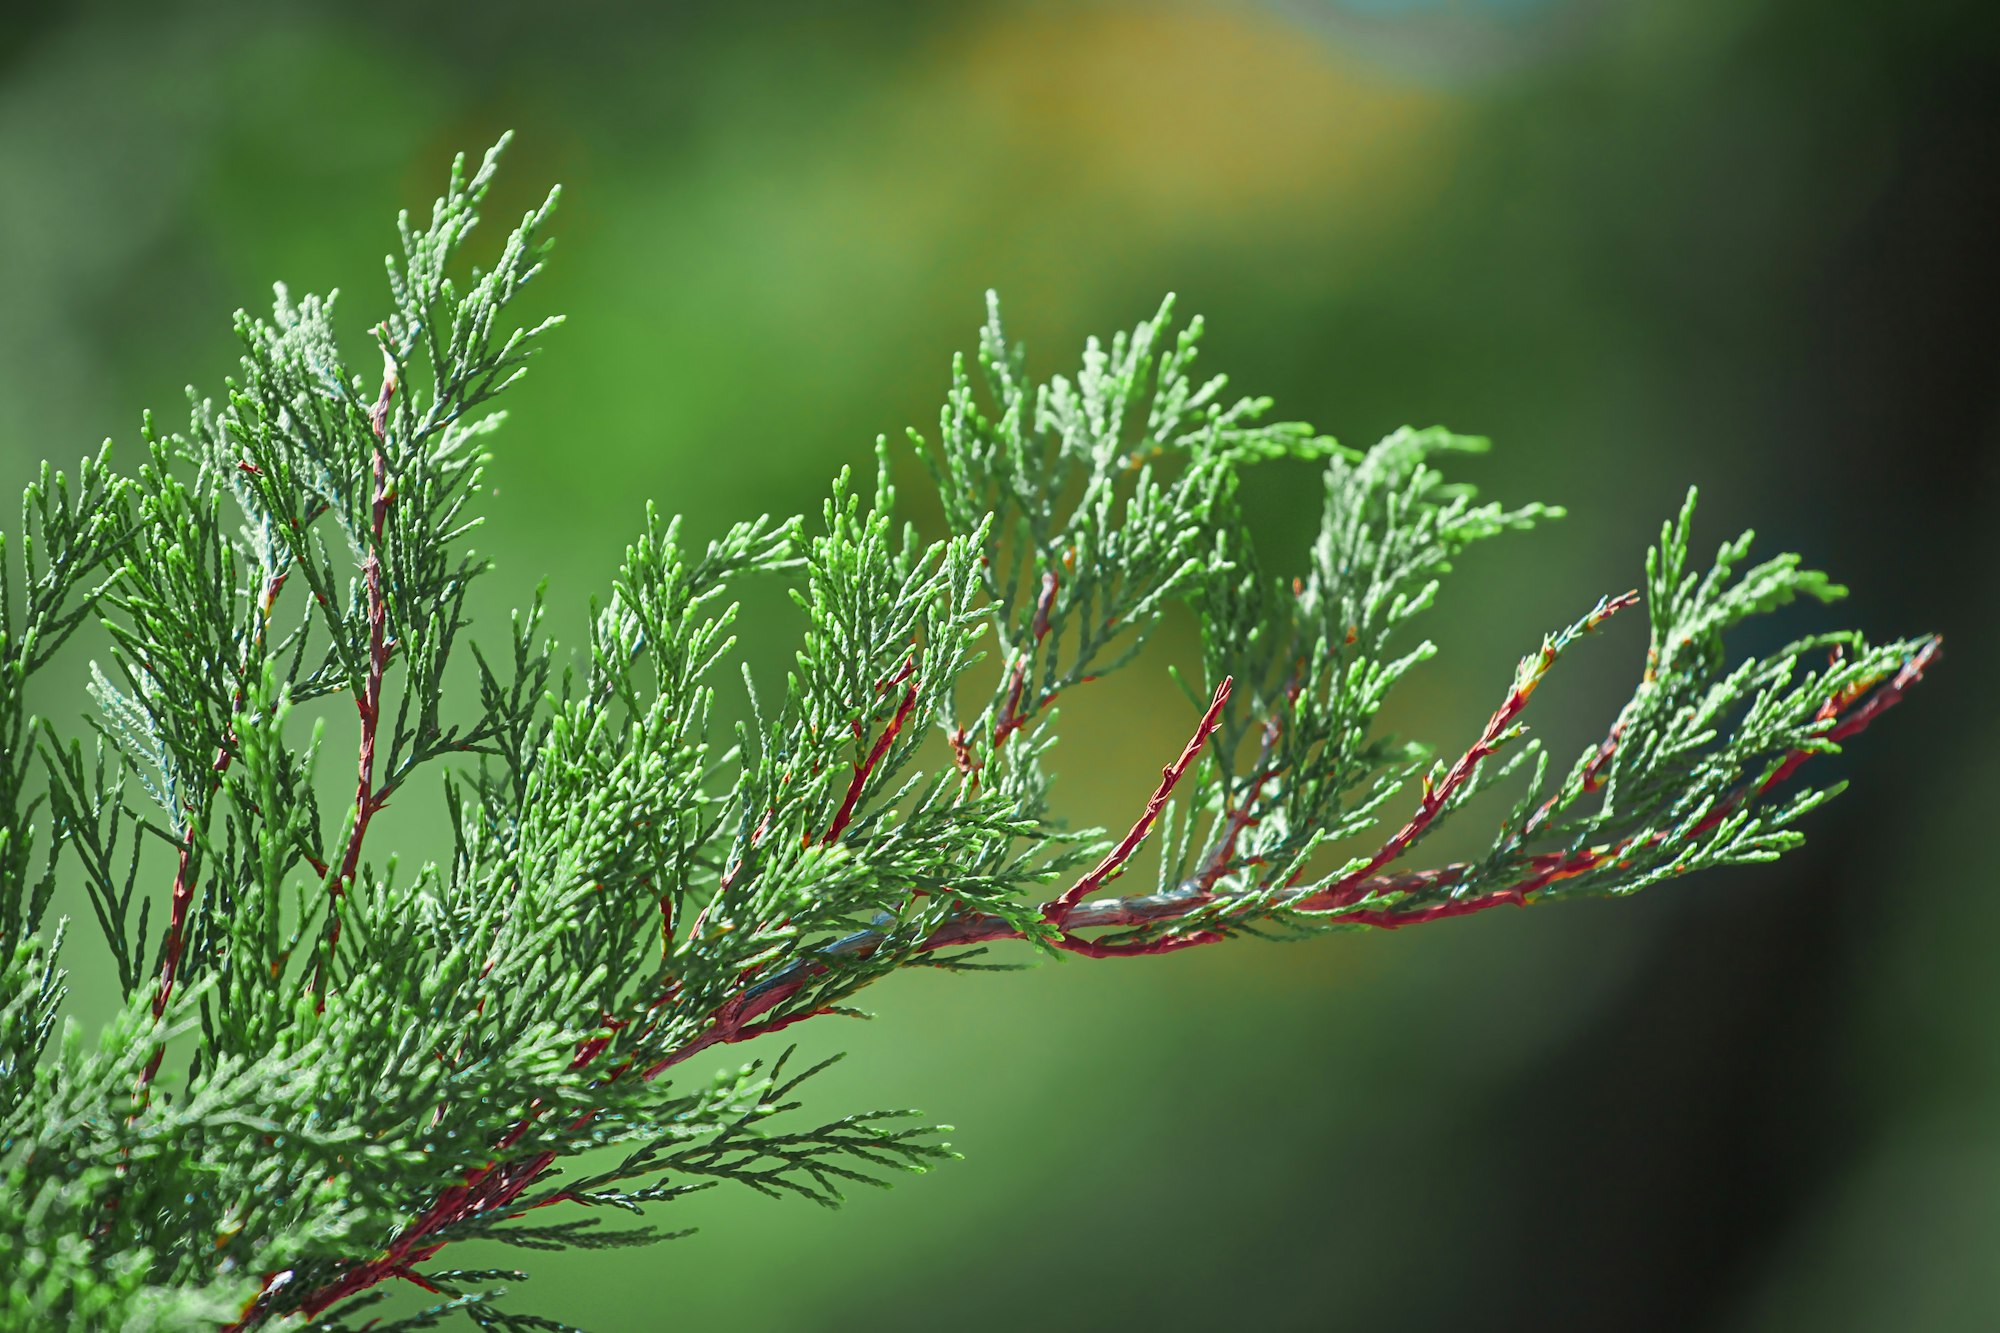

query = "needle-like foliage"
(0, 140), (1936, 1331)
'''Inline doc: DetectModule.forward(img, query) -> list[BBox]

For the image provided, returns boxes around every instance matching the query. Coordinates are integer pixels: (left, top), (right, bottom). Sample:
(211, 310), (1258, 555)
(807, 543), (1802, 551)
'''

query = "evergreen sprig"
(0, 140), (1935, 1331)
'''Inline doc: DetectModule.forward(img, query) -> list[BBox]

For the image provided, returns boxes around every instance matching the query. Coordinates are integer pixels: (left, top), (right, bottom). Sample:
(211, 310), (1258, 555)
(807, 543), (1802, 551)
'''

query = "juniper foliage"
(0, 140), (1935, 1330)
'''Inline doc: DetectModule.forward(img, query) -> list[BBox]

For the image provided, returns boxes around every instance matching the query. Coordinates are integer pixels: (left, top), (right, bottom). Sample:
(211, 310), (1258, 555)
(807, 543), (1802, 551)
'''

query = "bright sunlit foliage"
(0, 140), (1934, 1331)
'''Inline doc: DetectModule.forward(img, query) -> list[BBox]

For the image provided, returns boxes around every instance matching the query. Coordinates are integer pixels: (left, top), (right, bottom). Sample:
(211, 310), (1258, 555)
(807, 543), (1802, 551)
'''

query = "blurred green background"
(3, 0), (1995, 1328)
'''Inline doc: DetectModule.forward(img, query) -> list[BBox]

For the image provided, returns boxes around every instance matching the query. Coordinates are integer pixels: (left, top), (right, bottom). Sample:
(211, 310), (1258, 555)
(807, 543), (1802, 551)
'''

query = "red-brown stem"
(1312, 682), (1527, 899)
(278, 1140), (563, 1321)
(1524, 720), (1624, 838)
(629, 864), (1465, 1095)
(1049, 929), (1225, 957)
(312, 361), (398, 1006)
(1309, 592), (1638, 898)
(1825, 638), (1936, 743)
(135, 566), (292, 1103)
(948, 726), (980, 781)
(1030, 568), (1058, 644)
(993, 572), (1070, 752)
(992, 656), (1029, 749)
(823, 660), (919, 845)
(963, 575), (1060, 779)
(1685, 634), (1939, 840)
(276, 982), (755, 1325)
(1045, 677), (1232, 927)
(134, 829), (201, 1095)
(1196, 712), (1283, 890)
(270, 1012), (615, 1323)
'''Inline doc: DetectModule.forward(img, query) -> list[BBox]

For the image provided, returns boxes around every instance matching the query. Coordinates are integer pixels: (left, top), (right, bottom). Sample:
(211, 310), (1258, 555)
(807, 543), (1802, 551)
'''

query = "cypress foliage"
(0, 139), (1936, 1330)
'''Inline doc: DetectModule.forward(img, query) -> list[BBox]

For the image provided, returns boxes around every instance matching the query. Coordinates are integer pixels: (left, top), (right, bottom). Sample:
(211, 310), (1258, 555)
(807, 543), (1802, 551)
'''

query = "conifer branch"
(0, 141), (1935, 1331)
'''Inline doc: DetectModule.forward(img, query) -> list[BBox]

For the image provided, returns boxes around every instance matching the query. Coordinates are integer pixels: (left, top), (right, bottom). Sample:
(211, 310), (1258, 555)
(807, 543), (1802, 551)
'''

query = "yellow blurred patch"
(934, 3), (1459, 242)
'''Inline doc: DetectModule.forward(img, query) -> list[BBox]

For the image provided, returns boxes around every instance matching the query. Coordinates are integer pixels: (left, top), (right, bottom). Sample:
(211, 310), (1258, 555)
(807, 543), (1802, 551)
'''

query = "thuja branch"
(0, 142), (1936, 1333)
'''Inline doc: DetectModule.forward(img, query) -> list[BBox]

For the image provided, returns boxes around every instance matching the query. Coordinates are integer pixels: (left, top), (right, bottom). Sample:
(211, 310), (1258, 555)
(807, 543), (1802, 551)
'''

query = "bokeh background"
(3, 0), (1996, 1328)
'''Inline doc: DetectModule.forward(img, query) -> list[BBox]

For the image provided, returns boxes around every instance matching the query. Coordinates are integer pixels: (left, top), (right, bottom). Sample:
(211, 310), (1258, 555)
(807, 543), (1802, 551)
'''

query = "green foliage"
(0, 140), (1935, 1331)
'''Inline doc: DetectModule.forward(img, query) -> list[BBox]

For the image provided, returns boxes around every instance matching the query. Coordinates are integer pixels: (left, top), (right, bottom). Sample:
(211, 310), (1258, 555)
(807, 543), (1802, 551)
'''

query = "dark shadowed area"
(2, 1), (1993, 1328)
